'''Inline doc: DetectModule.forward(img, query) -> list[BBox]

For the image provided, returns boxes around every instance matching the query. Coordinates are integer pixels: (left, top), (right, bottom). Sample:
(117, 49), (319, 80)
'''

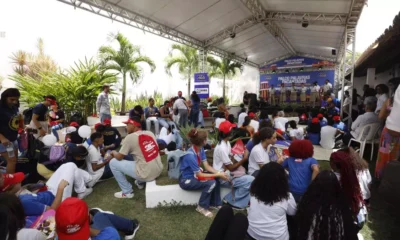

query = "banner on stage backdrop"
(259, 56), (335, 73)
(260, 70), (335, 87)
(194, 73), (209, 99)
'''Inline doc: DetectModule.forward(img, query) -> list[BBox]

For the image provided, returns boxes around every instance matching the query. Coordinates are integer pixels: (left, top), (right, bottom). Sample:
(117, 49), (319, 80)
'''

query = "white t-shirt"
(247, 193), (297, 240)
(323, 83), (332, 92)
(250, 119), (259, 132)
(159, 127), (175, 144)
(301, 87), (307, 93)
(248, 143), (270, 175)
(311, 85), (320, 93)
(386, 86), (400, 132)
(238, 112), (247, 127)
(16, 228), (47, 240)
(319, 126), (337, 149)
(289, 127), (304, 140)
(213, 141), (232, 172)
(358, 169), (372, 200)
(274, 117), (288, 132)
(215, 118), (225, 129)
(86, 145), (105, 185)
(375, 93), (388, 113)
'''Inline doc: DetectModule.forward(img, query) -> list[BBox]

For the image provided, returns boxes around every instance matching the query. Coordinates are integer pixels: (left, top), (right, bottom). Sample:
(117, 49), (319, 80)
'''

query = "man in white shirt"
(273, 111), (288, 132)
(96, 84), (111, 124)
(342, 101), (379, 147)
(238, 112), (247, 127)
(248, 112), (259, 132)
(86, 132), (112, 187)
(311, 81), (321, 107)
(323, 80), (333, 93)
(173, 96), (188, 127)
(320, 119), (343, 149)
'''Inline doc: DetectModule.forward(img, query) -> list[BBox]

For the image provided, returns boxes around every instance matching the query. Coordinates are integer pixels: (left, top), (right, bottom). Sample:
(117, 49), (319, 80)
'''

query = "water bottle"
(6, 143), (15, 158)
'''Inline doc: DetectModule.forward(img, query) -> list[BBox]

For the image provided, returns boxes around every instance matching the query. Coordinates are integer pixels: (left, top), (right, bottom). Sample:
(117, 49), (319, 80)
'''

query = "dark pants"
(179, 177), (221, 209)
(189, 109), (200, 128)
(91, 212), (134, 233)
(100, 163), (114, 180)
(342, 133), (360, 148)
(205, 206), (249, 240)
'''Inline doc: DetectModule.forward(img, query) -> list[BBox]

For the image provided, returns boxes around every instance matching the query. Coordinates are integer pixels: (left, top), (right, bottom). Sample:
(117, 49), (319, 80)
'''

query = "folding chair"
(348, 123), (381, 160)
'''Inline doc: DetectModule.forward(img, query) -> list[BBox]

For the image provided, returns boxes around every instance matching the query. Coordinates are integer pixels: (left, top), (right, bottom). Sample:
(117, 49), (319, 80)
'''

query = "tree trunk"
(187, 73), (191, 98)
(222, 75), (226, 99)
(121, 72), (127, 114)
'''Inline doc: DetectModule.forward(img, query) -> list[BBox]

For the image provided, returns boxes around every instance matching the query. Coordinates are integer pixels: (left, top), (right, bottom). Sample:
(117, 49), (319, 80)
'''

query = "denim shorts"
(0, 140), (19, 153)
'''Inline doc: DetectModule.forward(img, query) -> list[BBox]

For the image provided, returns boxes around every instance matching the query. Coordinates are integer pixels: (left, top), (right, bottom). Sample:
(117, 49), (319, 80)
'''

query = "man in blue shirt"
(144, 98), (160, 135)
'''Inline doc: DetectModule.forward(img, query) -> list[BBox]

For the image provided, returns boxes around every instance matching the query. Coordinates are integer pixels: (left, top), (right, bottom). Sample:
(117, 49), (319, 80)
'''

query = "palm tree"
(165, 44), (200, 97)
(207, 57), (242, 99)
(99, 33), (156, 114)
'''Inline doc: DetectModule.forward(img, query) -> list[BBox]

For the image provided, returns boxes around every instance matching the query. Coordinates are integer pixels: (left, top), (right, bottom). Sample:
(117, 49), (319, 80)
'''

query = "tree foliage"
(165, 44), (200, 97)
(99, 32), (156, 114)
(207, 57), (242, 98)
(10, 38), (57, 80)
(11, 58), (117, 122)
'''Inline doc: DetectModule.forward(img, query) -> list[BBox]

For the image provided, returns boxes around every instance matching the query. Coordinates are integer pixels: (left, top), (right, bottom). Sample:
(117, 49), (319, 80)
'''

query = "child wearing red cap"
(213, 121), (254, 210)
(306, 118), (322, 145)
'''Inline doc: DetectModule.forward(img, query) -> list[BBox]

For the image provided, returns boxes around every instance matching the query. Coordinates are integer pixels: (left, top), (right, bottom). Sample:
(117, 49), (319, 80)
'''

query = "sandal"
(196, 206), (214, 218)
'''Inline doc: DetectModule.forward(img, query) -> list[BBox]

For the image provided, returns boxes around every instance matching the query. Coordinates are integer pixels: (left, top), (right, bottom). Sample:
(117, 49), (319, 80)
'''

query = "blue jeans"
(220, 175), (254, 209)
(173, 130), (183, 149)
(110, 159), (146, 194)
(92, 212), (134, 233)
(51, 124), (63, 141)
(100, 114), (112, 124)
(189, 110), (200, 128)
(198, 111), (205, 127)
(179, 177), (222, 209)
(158, 118), (176, 130)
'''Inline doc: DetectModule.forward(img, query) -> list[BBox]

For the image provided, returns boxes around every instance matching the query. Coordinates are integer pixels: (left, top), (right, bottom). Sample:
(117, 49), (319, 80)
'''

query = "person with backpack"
(29, 95), (56, 139)
(0, 88), (22, 173)
(36, 145), (89, 180)
(48, 102), (65, 142)
(86, 132), (113, 187)
(108, 117), (163, 199)
(179, 128), (230, 218)
(213, 121), (254, 210)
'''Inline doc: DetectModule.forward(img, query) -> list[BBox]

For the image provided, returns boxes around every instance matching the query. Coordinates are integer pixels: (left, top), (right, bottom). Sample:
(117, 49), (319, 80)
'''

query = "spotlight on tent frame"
(285, 69), (289, 73)
(301, 18), (309, 28)
(230, 32), (236, 38)
(300, 68), (304, 72)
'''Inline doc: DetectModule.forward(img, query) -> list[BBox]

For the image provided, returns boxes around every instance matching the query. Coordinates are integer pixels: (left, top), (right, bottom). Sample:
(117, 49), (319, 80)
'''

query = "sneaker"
(125, 219), (140, 240)
(89, 208), (114, 217)
(135, 180), (145, 190)
(196, 206), (213, 218)
(114, 191), (134, 199)
(77, 188), (93, 199)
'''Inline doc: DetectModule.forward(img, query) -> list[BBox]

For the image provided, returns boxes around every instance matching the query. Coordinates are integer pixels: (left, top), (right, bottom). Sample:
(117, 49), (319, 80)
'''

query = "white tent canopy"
(56, 0), (367, 68)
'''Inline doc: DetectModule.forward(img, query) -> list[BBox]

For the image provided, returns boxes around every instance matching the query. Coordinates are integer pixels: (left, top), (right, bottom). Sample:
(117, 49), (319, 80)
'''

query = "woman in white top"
(0, 193), (47, 240)
(247, 162), (296, 240)
(375, 84), (389, 113)
(300, 83), (307, 103)
(248, 127), (277, 176)
(296, 170), (358, 240)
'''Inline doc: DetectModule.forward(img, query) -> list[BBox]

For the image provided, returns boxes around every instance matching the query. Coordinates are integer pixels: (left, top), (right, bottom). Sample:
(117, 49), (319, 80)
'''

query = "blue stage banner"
(194, 84), (210, 99)
(194, 73), (209, 83)
(260, 70), (335, 87)
(259, 56), (335, 73)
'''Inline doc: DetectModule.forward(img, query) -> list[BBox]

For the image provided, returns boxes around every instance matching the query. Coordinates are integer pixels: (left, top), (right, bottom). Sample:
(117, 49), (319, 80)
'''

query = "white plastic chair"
(348, 123), (381, 160)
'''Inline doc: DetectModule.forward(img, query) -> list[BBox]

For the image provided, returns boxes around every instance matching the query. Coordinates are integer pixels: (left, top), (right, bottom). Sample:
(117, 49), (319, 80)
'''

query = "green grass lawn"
(84, 155), (396, 240)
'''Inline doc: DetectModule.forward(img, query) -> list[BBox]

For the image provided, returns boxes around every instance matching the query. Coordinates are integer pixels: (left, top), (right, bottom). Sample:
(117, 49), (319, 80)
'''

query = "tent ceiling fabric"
(56, 0), (365, 67)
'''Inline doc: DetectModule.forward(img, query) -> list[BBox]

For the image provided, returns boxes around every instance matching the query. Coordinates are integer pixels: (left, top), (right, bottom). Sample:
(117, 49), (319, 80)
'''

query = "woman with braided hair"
(329, 151), (364, 217)
(296, 170), (358, 240)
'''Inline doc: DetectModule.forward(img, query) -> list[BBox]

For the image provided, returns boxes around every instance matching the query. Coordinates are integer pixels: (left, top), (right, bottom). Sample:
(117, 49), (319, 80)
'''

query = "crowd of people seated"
(1, 76), (400, 239)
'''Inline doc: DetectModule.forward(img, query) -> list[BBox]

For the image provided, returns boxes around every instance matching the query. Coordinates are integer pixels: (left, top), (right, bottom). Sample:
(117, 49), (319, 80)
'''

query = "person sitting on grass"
(288, 120), (305, 140)
(102, 118), (122, 150)
(248, 127), (278, 177)
(179, 128), (230, 218)
(273, 110), (288, 133)
(317, 113), (327, 127)
(295, 170), (359, 240)
(241, 116), (255, 136)
(320, 118), (343, 149)
(306, 118), (321, 145)
(280, 140), (319, 202)
(109, 117), (163, 199)
(212, 121), (254, 210)
(248, 112), (259, 133)
(85, 132), (113, 188)
(247, 162), (297, 240)
(333, 115), (347, 131)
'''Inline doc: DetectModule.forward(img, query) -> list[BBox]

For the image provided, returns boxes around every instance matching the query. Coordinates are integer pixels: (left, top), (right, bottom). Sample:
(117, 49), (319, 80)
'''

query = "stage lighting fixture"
(301, 19), (309, 28)
(285, 69), (289, 73)
(300, 68), (304, 72)
(230, 32), (236, 38)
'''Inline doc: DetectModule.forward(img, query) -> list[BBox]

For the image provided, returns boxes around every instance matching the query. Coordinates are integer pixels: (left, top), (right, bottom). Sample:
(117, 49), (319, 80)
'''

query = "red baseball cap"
(248, 112), (255, 118)
(219, 121), (236, 134)
(94, 123), (103, 130)
(69, 122), (79, 127)
(56, 197), (90, 240)
(333, 115), (341, 121)
(312, 118), (319, 124)
(103, 118), (111, 126)
(123, 119), (142, 127)
(317, 113), (324, 119)
(1, 172), (25, 192)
